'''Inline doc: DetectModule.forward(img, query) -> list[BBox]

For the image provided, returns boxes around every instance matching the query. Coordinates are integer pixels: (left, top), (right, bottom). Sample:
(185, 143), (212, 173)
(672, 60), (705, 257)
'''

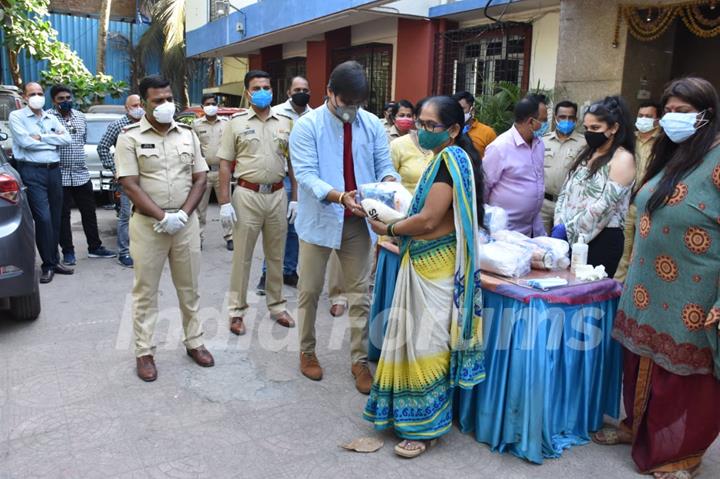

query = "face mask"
(584, 130), (610, 149)
(250, 89), (273, 109)
(128, 107), (144, 120)
(291, 92), (310, 108)
(152, 101), (176, 124)
(533, 121), (549, 139)
(203, 105), (218, 117)
(57, 100), (73, 113)
(659, 111), (707, 144)
(635, 117), (656, 133)
(556, 120), (576, 136)
(418, 129), (450, 151)
(28, 95), (45, 110)
(334, 105), (358, 124)
(394, 117), (414, 132)
(464, 112), (472, 123)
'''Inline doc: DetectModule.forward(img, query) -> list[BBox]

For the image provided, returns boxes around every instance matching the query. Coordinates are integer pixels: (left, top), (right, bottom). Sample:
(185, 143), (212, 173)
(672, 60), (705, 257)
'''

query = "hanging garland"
(614, 0), (720, 47)
(681, 4), (720, 37)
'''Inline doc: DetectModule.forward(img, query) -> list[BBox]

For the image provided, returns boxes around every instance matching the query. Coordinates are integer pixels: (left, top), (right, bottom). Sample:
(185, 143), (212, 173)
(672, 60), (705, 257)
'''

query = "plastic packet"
(478, 240), (532, 278)
(359, 182), (413, 224)
(483, 204), (508, 233)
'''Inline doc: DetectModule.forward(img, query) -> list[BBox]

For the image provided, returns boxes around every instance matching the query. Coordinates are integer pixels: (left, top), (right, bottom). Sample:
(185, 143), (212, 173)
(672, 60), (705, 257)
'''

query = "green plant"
(474, 82), (522, 134)
(474, 81), (564, 134)
(1, 0), (126, 105)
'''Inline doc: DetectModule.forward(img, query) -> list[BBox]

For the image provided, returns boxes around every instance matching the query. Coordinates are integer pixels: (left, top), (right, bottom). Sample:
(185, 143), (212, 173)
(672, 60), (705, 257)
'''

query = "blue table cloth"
(369, 247), (623, 464)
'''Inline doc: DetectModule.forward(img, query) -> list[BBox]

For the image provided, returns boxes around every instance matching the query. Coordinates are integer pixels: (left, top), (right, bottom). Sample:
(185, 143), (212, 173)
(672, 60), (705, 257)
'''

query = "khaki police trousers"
(129, 211), (204, 357)
(197, 169), (233, 241)
(228, 185), (287, 318)
(298, 216), (371, 363)
(540, 197), (555, 236)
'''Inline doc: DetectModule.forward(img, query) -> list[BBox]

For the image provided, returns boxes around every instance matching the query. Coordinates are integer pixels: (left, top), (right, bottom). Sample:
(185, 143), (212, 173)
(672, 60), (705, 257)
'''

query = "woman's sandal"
(394, 439), (438, 458)
(653, 466), (699, 479)
(591, 425), (632, 445)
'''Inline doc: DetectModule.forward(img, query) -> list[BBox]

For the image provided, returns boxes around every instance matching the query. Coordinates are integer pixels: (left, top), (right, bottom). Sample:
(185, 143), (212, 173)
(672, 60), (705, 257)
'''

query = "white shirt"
(272, 99), (312, 122)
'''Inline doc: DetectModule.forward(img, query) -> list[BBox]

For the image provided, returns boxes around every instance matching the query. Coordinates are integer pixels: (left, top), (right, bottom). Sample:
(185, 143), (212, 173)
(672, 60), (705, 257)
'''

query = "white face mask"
(203, 105), (218, 117)
(28, 95), (46, 110)
(635, 117), (656, 133)
(153, 101), (176, 124)
(128, 107), (145, 120)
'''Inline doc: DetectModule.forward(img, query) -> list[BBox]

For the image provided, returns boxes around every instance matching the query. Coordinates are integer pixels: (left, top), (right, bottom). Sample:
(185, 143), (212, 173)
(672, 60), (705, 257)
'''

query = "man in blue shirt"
(290, 61), (399, 394)
(8, 82), (74, 283)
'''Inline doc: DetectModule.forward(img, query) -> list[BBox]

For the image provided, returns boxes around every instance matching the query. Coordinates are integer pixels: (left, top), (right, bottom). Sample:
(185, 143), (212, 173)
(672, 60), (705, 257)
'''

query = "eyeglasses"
(415, 120), (447, 132)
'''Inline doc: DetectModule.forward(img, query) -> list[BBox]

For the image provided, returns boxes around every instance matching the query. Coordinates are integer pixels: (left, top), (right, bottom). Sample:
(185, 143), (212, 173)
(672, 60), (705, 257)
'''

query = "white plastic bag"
(361, 198), (406, 224)
(359, 182), (413, 217)
(483, 204), (508, 233)
(478, 240), (532, 278)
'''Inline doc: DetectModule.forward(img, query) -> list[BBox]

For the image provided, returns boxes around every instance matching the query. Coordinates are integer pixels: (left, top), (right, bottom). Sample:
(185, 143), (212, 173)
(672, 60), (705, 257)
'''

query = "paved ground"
(1, 206), (718, 479)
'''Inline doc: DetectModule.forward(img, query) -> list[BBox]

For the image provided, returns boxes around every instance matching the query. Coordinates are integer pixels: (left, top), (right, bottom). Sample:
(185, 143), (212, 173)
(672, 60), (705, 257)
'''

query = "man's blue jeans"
(263, 176), (298, 275)
(117, 186), (131, 256)
(17, 163), (63, 272)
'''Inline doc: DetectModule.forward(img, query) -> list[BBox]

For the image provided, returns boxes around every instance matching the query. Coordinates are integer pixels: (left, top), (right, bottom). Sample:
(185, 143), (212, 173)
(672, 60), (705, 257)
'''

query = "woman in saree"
(593, 77), (720, 478)
(363, 96), (485, 458)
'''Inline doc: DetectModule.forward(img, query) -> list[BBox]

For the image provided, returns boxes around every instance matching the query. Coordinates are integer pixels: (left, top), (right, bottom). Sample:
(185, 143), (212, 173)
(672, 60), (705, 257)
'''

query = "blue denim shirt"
(290, 104), (399, 249)
(8, 106), (71, 163)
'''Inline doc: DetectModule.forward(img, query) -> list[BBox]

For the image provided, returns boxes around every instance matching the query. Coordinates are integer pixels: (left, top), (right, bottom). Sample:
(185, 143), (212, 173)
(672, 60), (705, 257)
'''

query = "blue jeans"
(18, 163), (63, 272)
(263, 176), (298, 275)
(117, 187), (131, 256)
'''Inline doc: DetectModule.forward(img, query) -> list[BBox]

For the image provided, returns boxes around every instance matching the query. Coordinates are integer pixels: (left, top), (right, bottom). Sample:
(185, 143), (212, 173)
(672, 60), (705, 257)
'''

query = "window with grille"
(434, 24), (531, 98)
(265, 57), (307, 104)
(331, 43), (393, 116)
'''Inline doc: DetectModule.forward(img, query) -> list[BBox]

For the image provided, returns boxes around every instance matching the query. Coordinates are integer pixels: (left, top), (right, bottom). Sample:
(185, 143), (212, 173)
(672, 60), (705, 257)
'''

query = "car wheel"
(9, 288), (41, 321)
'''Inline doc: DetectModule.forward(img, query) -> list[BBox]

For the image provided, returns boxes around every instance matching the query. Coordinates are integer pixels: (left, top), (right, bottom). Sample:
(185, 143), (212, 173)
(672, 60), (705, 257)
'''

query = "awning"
(203, 81), (245, 96)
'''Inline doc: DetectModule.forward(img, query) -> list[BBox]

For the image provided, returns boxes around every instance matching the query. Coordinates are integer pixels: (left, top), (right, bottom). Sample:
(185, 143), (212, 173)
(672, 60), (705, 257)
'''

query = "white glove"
(154, 210), (188, 235)
(220, 203), (236, 229)
(287, 201), (298, 224)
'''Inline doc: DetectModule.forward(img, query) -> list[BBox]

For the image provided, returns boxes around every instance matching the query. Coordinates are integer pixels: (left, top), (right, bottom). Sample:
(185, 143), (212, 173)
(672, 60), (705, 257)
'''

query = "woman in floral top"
(594, 77), (720, 479)
(554, 96), (636, 277)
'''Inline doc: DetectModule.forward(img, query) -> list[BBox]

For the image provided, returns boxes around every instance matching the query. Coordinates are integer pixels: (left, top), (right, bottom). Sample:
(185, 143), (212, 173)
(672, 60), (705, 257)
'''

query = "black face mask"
(584, 130), (610, 149)
(291, 92), (310, 107)
(58, 100), (73, 112)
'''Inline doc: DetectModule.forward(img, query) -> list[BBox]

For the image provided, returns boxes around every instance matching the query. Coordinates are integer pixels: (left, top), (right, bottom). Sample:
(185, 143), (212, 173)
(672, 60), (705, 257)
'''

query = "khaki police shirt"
(542, 130), (587, 198)
(115, 116), (208, 210)
(191, 115), (227, 168)
(634, 130), (658, 189)
(216, 108), (292, 184)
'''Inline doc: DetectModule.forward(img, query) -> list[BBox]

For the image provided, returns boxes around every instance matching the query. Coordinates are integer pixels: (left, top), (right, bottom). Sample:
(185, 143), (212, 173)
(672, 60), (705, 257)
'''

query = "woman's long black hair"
(570, 95), (635, 177)
(421, 95), (484, 226)
(640, 77), (720, 215)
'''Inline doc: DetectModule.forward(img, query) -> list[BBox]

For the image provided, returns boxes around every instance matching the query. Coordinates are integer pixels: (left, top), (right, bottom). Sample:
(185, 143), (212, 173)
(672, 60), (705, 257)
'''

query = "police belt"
(237, 179), (284, 194)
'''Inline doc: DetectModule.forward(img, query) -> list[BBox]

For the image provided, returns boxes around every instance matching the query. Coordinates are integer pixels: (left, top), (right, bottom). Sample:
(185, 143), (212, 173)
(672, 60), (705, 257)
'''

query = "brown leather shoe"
(136, 355), (157, 382)
(186, 345), (215, 367)
(351, 361), (373, 395)
(271, 311), (295, 328)
(330, 303), (346, 317)
(300, 352), (323, 381)
(230, 317), (246, 336)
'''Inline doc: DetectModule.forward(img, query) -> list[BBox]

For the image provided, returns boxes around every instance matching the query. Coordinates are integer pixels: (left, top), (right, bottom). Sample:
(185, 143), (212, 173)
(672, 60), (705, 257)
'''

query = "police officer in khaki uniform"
(541, 100), (586, 234)
(116, 75), (215, 382)
(218, 70), (295, 336)
(192, 94), (233, 250)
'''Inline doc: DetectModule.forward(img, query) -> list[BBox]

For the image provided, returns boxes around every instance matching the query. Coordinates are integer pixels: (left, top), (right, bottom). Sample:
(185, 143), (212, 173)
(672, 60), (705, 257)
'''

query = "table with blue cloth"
(369, 245), (623, 464)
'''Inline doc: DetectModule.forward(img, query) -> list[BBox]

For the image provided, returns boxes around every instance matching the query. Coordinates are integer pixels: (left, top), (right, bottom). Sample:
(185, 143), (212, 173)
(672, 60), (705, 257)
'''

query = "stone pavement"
(0, 206), (718, 479)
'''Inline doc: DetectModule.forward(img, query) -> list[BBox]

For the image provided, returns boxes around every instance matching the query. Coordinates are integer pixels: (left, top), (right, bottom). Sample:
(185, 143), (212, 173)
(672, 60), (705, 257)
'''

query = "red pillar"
(248, 54), (262, 71)
(305, 27), (351, 108)
(395, 18), (437, 103)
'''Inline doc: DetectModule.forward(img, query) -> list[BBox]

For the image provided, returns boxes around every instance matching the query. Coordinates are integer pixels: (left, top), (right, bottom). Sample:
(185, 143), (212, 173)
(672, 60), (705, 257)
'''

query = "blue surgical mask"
(533, 120), (549, 139)
(555, 119), (576, 136)
(250, 89), (273, 109)
(659, 110), (707, 144)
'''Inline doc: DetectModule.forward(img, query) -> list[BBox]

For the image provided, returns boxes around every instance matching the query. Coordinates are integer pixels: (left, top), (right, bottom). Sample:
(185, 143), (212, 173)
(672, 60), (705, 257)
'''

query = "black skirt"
(586, 227), (624, 278)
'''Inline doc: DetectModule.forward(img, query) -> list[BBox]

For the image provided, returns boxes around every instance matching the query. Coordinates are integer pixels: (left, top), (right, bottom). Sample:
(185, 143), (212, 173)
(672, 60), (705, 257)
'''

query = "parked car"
(87, 104), (126, 115)
(0, 85), (24, 159)
(85, 112), (123, 201)
(0, 132), (41, 320)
